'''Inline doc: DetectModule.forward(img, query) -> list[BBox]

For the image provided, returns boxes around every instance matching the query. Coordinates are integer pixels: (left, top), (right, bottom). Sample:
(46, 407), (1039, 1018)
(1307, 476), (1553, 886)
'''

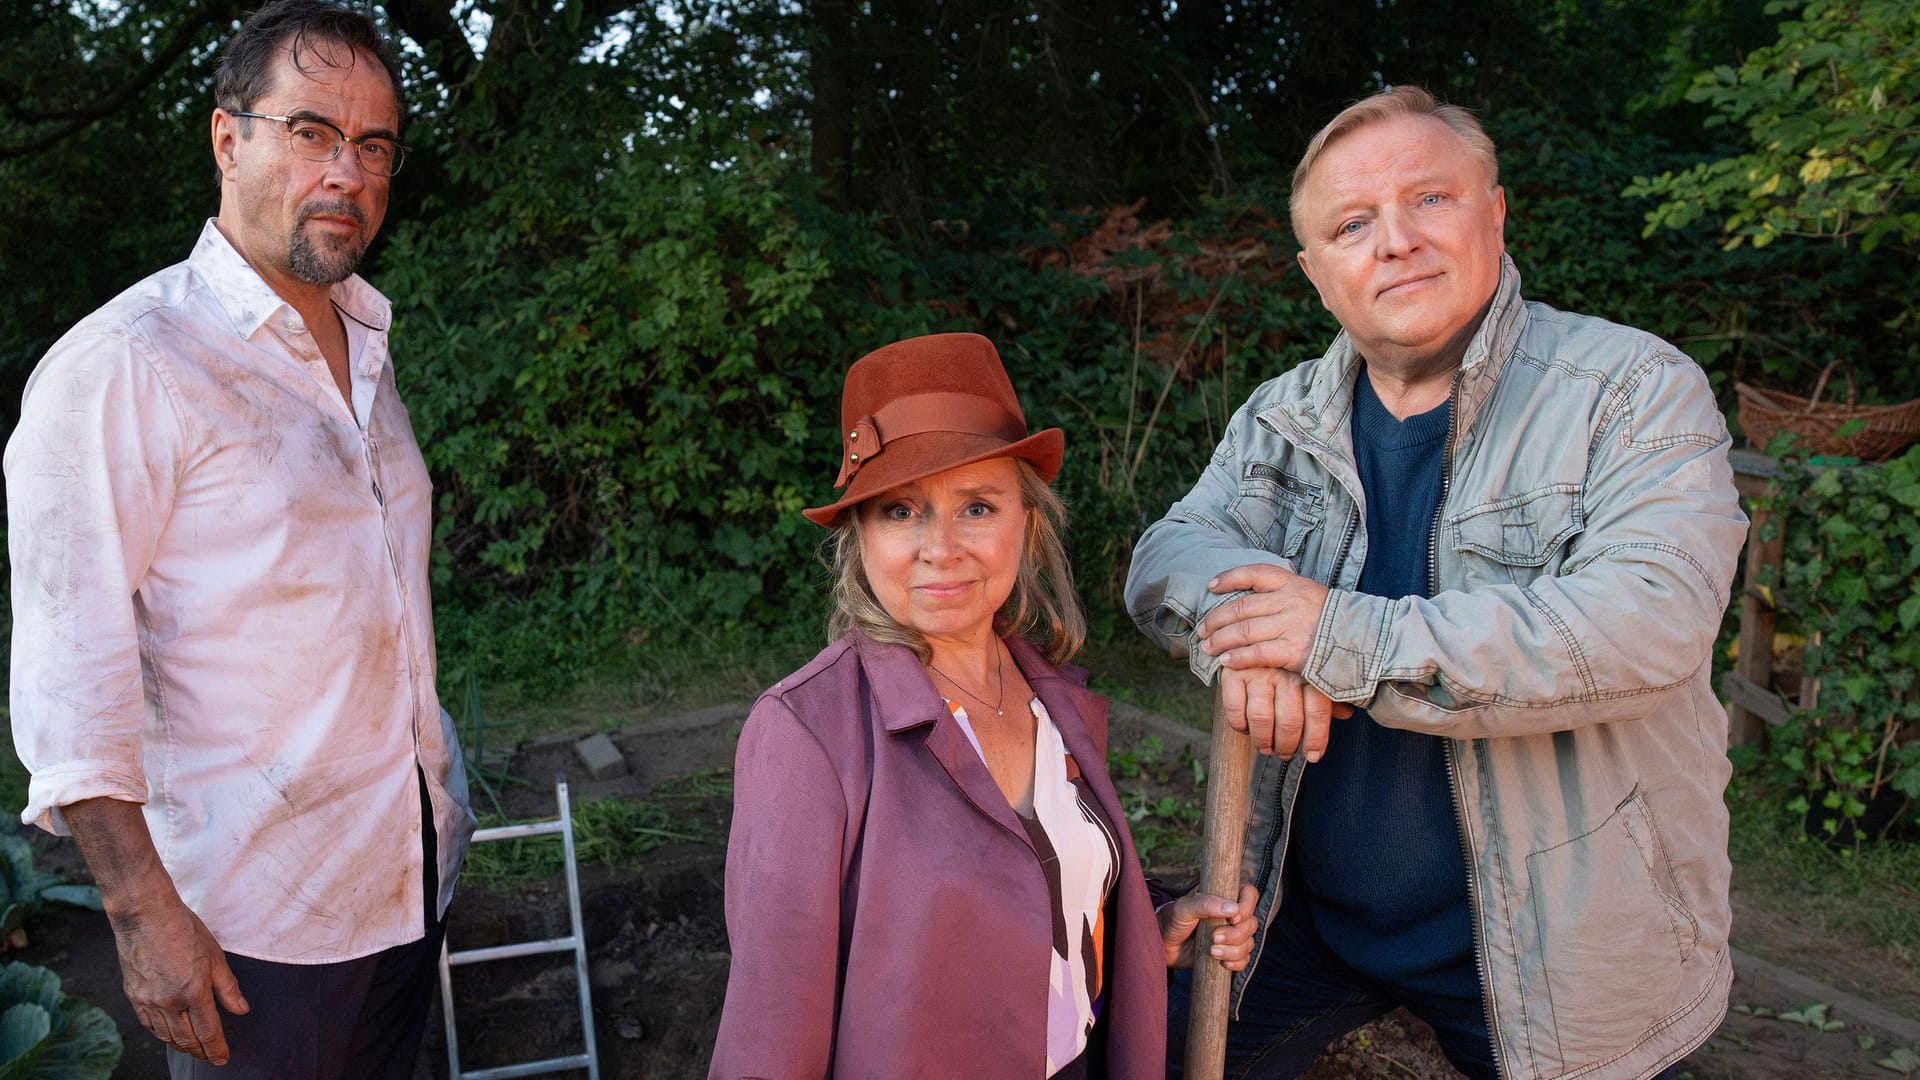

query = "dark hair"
(214, 0), (405, 128)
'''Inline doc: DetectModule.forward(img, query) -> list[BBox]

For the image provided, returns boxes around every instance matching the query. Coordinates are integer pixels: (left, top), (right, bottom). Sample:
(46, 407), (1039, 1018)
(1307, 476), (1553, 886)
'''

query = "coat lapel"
(924, 710), (1034, 848)
(855, 633), (1034, 850)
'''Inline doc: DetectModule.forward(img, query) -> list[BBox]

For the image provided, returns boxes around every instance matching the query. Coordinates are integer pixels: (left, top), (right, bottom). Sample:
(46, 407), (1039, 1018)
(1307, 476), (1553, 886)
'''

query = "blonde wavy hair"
(1288, 85), (1500, 240)
(825, 458), (1085, 665)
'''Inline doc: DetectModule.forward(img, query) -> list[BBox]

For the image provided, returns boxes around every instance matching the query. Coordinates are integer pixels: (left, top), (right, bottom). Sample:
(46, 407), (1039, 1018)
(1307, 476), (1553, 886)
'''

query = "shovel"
(1183, 681), (1255, 1080)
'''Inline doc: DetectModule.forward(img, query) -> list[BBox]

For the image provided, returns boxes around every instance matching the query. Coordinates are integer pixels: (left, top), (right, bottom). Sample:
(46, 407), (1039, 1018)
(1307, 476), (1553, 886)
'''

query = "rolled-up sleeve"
(709, 697), (848, 1079)
(6, 330), (186, 833)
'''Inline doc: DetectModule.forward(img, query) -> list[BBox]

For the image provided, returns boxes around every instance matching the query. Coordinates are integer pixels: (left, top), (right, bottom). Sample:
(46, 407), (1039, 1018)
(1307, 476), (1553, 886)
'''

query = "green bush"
(377, 57), (851, 682)
(361, 16), (1920, 695)
(1760, 439), (1920, 844)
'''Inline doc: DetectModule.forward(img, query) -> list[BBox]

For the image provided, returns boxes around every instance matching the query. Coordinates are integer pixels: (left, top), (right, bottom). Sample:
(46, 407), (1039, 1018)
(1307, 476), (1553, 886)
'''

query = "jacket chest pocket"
(1443, 483), (1583, 589)
(1228, 462), (1325, 561)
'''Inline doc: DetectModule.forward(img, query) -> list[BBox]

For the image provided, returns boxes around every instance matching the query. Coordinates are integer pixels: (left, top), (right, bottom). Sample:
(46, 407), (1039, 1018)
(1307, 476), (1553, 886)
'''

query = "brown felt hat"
(802, 333), (1064, 527)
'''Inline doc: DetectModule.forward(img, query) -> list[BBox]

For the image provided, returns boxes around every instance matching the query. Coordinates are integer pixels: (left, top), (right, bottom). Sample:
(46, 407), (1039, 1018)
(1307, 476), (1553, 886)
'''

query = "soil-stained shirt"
(5, 221), (476, 964)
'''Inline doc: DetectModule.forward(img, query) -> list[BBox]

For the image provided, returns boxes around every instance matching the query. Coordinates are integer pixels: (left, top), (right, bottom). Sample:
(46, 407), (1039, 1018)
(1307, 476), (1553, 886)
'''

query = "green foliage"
(0, 838), (100, 943)
(1107, 735), (1206, 875)
(1881, 1045), (1920, 1076)
(12, 0), (1920, 701)
(378, 50), (845, 675)
(1628, 0), (1920, 256)
(1760, 440), (1920, 844)
(0, 1), (225, 377)
(0, 962), (121, 1080)
(1508, 108), (1920, 399)
(1729, 1000), (1850, 1031)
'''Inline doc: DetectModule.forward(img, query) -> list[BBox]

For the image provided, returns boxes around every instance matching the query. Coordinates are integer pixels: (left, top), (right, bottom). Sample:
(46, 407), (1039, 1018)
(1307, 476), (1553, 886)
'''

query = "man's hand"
(1199, 563), (1333, 673)
(1219, 666), (1347, 760)
(109, 892), (249, 1063)
(62, 798), (249, 1064)
(1200, 564), (1351, 759)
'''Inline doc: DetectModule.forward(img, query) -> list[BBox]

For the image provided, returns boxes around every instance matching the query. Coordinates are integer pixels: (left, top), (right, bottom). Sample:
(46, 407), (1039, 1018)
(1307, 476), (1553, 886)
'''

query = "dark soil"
(12, 697), (1920, 1078)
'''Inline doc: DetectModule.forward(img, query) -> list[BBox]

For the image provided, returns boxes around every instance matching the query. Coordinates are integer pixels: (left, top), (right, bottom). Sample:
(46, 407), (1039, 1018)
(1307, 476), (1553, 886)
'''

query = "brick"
(573, 732), (628, 780)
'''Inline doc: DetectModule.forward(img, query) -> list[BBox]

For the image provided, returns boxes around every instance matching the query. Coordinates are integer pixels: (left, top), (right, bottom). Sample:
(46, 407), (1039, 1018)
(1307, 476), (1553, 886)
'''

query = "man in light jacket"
(1126, 85), (1745, 1080)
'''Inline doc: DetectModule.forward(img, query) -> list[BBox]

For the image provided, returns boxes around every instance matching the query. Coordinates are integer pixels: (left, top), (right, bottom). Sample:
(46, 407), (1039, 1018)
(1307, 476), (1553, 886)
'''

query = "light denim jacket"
(1126, 256), (1747, 1080)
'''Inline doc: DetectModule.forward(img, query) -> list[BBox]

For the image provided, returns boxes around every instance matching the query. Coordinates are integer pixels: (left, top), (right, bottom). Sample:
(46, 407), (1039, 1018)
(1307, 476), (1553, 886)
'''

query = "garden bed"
(11, 696), (1920, 1078)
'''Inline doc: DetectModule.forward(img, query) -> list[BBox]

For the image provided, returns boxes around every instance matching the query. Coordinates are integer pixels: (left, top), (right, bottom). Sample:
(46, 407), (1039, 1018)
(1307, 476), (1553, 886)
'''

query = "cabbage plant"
(0, 962), (120, 1079)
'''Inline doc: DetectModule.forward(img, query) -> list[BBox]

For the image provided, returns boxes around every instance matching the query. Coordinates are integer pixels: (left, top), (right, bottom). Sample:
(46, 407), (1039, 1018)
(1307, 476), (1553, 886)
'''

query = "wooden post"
(1184, 683), (1255, 1080)
(1727, 450), (1785, 747)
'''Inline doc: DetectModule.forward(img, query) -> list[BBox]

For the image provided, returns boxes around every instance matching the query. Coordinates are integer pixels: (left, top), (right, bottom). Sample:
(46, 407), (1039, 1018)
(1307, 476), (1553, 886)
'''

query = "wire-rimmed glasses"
(229, 111), (410, 178)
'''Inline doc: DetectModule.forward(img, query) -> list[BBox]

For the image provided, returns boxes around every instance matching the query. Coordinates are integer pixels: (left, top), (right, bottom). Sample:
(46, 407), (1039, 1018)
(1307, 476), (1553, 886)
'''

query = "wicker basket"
(1735, 362), (1920, 461)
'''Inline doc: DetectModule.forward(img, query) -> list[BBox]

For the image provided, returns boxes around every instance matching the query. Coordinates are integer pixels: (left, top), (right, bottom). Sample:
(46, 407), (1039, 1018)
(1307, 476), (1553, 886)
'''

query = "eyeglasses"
(229, 111), (410, 178)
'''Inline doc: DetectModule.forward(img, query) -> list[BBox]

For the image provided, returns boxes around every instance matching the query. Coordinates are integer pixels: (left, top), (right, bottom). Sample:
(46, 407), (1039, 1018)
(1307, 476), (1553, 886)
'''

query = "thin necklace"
(927, 644), (1006, 718)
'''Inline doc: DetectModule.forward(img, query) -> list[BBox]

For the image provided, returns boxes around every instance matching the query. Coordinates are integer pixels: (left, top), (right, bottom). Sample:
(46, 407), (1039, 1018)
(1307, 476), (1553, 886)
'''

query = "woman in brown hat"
(709, 333), (1256, 1078)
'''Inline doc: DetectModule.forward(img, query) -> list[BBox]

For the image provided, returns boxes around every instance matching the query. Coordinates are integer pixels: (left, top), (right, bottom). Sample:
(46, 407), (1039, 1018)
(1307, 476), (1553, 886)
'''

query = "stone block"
(573, 732), (629, 780)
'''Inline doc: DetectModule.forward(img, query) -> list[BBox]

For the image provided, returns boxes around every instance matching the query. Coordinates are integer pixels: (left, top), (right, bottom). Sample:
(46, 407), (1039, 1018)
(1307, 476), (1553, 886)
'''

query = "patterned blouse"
(948, 697), (1124, 1074)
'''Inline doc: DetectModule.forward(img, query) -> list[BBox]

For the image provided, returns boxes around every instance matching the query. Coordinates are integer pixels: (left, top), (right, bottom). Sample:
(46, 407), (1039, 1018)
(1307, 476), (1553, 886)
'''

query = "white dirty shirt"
(5, 221), (475, 965)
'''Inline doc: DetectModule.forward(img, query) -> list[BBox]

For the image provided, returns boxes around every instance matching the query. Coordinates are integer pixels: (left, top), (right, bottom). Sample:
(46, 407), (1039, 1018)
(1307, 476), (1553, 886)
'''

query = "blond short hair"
(1288, 85), (1499, 240)
(825, 459), (1086, 665)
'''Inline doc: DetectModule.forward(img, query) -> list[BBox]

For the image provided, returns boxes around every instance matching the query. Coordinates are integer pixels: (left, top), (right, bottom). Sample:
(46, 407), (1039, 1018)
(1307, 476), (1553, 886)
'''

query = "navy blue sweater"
(1280, 372), (1476, 998)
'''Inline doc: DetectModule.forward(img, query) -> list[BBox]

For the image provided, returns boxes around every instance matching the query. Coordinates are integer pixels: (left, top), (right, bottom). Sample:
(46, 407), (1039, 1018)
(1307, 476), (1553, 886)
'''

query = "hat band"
(835, 392), (1029, 488)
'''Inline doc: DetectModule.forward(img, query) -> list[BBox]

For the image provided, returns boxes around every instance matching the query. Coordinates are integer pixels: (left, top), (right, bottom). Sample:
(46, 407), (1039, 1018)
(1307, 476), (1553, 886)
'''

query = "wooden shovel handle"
(1183, 682), (1255, 1080)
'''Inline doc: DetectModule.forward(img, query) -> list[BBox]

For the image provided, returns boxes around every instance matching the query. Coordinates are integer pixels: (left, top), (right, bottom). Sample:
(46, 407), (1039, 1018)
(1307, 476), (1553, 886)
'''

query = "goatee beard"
(288, 201), (368, 285)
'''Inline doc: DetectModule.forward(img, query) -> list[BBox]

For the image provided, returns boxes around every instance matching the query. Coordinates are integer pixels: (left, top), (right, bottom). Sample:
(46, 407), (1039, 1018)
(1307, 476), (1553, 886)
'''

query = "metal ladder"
(438, 779), (601, 1079)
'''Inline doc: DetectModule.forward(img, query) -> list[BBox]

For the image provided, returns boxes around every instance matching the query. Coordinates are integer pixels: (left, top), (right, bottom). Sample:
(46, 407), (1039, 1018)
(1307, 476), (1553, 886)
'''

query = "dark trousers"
(169, 769), (444, 1080)
(1166, 912), (1684, 1080)
(165, 920), (446, 1080)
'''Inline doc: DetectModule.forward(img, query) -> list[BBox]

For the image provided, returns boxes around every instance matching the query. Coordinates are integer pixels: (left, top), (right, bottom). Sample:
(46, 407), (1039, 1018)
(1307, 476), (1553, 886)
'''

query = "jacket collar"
(849, 630), (950, 735)
(1271, 252), (1529, 457)
(187, 218), (393, 381)
(849, 630), (1113, 849)
(1008, 635), (1109, 755)
(851, 629), (1106, 739)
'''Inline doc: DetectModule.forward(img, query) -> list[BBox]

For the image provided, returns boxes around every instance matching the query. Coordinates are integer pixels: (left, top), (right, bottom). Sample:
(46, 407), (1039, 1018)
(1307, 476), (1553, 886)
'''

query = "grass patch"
(1726, 768), (1920, 961)
(462, 777), (733, 884)
(1079, 631), (1212, 730)
(450, 624), (820, 755)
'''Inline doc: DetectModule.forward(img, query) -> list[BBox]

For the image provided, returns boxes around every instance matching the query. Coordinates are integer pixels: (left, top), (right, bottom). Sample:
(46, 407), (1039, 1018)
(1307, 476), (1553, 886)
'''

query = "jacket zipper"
(1430, 375), (1504, 1078)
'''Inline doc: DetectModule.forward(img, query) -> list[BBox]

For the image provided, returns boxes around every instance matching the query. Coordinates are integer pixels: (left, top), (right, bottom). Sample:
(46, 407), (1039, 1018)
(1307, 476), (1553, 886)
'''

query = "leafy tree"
(1628, 0), (1920, 255)
(8, 0), (1920, 686)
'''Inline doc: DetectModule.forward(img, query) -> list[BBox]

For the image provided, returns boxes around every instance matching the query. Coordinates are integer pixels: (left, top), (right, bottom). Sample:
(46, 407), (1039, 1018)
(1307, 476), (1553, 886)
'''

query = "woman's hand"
(1158, 883), (1260, 971)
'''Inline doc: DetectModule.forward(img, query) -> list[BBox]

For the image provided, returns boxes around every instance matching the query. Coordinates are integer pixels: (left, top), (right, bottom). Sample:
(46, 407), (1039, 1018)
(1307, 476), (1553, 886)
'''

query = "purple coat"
(709, 631), (1168, 1078)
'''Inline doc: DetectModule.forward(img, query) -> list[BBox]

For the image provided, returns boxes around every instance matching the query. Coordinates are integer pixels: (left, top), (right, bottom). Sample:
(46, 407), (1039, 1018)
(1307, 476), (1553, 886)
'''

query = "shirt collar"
(187, 219), (394, 379)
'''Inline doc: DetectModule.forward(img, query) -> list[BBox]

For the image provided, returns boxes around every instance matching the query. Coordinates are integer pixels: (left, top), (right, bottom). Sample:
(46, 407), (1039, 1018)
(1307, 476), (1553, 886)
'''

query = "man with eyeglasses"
(6, 2), (472, 1077)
